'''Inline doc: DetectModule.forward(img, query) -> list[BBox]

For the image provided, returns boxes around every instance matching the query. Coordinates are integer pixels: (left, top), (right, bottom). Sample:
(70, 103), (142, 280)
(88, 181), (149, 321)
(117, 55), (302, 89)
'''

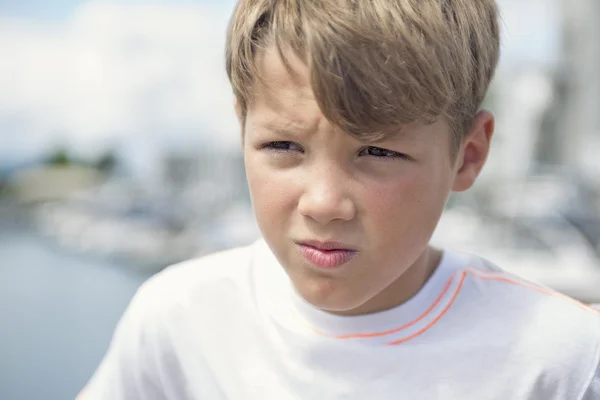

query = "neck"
(330, 246), (442, 316)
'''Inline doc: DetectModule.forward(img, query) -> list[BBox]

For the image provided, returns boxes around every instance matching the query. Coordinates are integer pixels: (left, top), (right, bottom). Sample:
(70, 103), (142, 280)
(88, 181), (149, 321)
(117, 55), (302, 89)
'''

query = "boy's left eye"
(359, 146), (408, 160)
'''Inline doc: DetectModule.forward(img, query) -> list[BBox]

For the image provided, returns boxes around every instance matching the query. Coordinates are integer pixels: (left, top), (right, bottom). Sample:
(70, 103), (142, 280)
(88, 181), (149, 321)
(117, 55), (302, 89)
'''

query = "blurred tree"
(45, 148), (71, 167)
(0, 178), (7, 198)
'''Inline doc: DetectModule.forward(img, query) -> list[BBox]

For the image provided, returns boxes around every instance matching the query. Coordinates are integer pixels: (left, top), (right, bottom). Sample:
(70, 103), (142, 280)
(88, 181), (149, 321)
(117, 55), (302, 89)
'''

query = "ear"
(452, 110), (495, 192)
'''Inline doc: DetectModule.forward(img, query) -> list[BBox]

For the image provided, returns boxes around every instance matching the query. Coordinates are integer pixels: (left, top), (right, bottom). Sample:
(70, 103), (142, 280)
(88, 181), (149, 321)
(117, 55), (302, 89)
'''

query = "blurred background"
(1, 0), (599, 398)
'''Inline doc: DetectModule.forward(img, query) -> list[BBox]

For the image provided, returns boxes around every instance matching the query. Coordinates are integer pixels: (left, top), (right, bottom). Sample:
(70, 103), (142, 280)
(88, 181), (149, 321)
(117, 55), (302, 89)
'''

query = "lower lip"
(296, 244), (358, 269)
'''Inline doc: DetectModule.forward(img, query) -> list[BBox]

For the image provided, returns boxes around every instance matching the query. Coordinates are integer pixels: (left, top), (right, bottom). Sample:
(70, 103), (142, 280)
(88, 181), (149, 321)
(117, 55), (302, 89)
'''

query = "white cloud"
(0, 1), (240, 163)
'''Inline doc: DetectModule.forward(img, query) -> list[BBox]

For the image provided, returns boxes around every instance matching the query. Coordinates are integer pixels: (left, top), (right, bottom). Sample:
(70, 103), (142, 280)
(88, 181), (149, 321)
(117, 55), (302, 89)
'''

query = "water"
(0, 216), (151, 400)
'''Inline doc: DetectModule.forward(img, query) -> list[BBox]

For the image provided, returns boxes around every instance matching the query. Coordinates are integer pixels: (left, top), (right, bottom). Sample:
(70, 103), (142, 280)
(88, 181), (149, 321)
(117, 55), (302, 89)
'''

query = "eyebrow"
(257, 119), (422, 143)
(258, 120), (313, 137)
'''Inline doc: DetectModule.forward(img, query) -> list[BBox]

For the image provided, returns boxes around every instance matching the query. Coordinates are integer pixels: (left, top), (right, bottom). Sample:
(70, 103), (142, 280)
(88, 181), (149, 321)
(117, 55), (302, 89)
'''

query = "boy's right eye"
(260, 141), (303, 153)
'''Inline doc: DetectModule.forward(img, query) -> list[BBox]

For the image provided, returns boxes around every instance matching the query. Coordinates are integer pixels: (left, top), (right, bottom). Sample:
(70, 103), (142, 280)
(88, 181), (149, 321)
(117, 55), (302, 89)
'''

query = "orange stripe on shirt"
(387, 270), (467, 345)
(387, 267), (599, 345)
(302, 266), (598, 346)
(303, 271), (458, 339)
(466, 268), (599, 314)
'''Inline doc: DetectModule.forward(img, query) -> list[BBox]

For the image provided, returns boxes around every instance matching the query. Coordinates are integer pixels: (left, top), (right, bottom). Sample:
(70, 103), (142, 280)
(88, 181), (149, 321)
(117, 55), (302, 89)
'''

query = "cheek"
(245, 156), (297, 230)
(364, 169), (449, 244)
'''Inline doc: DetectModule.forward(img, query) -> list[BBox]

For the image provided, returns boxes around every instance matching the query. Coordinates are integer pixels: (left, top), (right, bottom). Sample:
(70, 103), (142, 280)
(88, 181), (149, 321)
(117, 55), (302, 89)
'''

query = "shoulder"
(453, 250), (600, 375)
(145, 241), (257, 292)
(82, 241), (265, 398)
(110, 240), (260, 341)
(457, 250), (600, 328)
(132, 240), (261, 316)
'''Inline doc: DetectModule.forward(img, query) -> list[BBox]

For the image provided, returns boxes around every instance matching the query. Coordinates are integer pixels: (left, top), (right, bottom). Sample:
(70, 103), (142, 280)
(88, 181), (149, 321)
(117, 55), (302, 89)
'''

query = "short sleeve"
(81, 284), (167, 400)
(580, 360), (600, 400)
(580, 313), (600, 400)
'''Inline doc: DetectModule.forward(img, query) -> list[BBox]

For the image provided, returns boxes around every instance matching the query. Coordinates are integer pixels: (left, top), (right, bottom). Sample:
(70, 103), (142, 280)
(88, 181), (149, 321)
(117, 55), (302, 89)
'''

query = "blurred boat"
(32, 177), (258, 273)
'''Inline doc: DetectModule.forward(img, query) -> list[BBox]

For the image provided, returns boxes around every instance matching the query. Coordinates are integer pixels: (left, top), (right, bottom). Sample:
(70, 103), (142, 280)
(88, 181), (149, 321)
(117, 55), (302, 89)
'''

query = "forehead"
(247, 47), (320, 125)
(254, 47), (312, 100)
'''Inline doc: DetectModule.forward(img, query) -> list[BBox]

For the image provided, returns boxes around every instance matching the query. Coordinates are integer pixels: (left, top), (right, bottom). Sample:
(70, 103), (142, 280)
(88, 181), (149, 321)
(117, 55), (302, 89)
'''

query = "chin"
(317, 302), (364, 314)
(295, 281), (368, 313)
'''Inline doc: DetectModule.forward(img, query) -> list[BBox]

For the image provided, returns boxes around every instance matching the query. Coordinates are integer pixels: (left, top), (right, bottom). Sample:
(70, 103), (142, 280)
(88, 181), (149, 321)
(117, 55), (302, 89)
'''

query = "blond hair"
(226, 0), (500, 154)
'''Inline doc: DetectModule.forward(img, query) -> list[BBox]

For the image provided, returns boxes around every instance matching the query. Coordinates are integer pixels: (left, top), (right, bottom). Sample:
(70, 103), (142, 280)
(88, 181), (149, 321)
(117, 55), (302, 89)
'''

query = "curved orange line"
(319, 272), (458, 339)
(386, 268), (600, 345)
(467, 269), (599, 314)
(387, 270), (467, 345)
(308, 267), (599, 346)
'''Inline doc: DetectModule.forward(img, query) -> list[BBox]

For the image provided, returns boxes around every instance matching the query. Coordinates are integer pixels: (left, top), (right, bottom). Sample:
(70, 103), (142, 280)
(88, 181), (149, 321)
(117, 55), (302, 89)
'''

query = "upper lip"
(298, 240), (357, 251)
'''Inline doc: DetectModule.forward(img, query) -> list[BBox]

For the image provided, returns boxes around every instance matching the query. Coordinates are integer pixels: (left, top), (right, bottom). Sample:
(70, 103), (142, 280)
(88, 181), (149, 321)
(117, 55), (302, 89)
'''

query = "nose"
(297, 166), (356, 225)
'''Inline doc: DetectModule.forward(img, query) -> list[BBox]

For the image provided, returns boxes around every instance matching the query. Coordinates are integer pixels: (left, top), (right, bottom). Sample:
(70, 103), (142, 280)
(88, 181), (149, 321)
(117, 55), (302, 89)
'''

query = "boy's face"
(241, 48), (493, 316)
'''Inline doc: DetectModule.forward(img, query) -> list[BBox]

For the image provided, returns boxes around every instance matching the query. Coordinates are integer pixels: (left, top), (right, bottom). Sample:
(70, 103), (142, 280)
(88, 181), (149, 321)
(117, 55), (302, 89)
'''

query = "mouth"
(295, 240), (358, 269)
(298, 240), (357, 251)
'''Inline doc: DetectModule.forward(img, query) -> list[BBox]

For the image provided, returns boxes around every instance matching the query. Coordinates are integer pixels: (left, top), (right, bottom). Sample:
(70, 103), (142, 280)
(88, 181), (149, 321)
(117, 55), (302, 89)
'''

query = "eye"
(260, 141), (304, 153)
(359, 146), (409, 160)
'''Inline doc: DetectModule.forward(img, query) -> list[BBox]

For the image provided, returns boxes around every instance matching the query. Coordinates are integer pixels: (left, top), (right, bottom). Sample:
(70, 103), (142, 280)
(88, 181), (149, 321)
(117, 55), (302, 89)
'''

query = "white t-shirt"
(83, 239), (600, 399)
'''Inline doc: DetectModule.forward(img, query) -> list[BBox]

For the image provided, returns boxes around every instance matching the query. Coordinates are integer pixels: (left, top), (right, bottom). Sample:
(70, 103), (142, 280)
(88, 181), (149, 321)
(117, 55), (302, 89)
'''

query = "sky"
(0, 0), (232, 20)
(0, 0), (562, 172)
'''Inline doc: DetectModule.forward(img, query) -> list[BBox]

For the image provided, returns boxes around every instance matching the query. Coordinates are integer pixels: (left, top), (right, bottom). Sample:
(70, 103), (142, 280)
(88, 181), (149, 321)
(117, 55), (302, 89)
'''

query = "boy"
(80, 0), (600, 399)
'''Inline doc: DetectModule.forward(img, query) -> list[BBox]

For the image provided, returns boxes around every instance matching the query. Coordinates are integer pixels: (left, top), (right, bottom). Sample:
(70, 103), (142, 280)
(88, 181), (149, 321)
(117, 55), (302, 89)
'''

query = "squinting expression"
(241, 48), (490, 316)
